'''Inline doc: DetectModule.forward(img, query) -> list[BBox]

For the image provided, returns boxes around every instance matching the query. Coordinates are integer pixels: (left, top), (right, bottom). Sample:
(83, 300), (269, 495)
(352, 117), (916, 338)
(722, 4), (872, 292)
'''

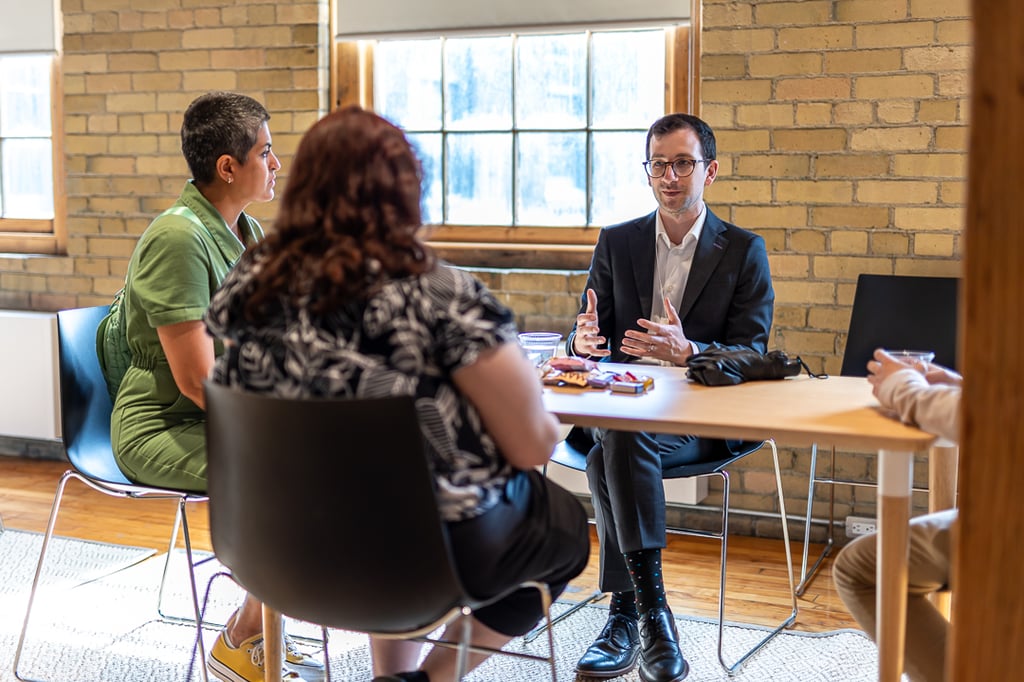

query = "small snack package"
(587, 371), (619, 389)
(609, 372), (655, 394)
(540, 357), (653, 393)
(547, 356), (598, 372)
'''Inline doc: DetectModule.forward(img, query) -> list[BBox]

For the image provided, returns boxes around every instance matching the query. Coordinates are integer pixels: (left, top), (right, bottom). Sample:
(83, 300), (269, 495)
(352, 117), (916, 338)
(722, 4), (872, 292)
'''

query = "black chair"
(14, 305), (210, 682)
(796, 274), (960, 594)
(537, 435), (796, 675)
(202, 383), (558, 681)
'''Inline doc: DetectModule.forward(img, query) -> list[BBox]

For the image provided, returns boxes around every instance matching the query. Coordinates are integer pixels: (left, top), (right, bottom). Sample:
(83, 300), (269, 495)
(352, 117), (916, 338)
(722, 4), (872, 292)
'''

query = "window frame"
(0, 53), (66, 255)
(332, 23), (698, 270)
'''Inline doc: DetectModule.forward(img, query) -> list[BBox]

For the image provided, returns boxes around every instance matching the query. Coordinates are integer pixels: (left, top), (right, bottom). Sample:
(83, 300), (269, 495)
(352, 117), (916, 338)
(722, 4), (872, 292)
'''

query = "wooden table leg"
(928, 442), (958, 618)
(877, 449), (913, 682)
(263, 604), (283, 682)
(928, 442), (959, 514)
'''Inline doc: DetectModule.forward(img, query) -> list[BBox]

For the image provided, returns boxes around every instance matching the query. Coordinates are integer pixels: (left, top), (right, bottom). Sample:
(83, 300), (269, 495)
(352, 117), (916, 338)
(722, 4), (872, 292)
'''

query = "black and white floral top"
(204, 261), (519, 521)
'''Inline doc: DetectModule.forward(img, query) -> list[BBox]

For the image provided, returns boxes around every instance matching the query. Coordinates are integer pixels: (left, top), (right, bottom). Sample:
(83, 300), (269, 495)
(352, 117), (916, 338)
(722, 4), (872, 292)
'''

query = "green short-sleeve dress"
(111, 181), (263, 492)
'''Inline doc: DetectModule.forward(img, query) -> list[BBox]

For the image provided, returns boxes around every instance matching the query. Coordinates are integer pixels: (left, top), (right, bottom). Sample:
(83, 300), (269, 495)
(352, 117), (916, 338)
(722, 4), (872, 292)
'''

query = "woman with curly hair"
(204, 106), (589, 681)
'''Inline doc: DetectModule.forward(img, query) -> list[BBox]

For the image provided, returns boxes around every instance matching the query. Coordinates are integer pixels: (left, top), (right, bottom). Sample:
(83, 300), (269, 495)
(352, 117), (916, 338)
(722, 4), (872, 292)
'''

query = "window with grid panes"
(336, 26), (692, 268)
(0, 53), (62, 254)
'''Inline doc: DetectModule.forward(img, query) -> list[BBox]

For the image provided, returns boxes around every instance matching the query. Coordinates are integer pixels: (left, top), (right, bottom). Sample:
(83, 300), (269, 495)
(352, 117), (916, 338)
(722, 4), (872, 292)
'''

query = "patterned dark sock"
(624, 548), (668, 614)
(608, 590), (639, 620)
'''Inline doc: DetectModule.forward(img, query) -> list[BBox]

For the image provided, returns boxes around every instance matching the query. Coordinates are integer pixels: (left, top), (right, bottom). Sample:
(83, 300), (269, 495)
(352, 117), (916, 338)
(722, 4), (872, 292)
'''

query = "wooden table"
(542, 365), (936, 682)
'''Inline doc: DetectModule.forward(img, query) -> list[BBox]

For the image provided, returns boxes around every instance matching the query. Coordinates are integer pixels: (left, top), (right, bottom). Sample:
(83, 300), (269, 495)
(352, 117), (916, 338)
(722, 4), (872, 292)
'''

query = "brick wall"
(0, 0), (970, 539)
(0, 0), (326, 312)
(696, 0), (970, 530)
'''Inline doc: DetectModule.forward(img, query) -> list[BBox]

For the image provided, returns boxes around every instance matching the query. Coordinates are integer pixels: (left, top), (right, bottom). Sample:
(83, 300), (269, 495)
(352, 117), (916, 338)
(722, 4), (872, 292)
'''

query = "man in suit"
(567, 113), (774, 682)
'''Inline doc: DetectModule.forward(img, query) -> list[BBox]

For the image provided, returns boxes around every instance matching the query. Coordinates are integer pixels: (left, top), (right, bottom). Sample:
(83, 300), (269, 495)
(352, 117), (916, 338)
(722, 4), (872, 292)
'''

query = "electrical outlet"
(845, 515), (877, 537)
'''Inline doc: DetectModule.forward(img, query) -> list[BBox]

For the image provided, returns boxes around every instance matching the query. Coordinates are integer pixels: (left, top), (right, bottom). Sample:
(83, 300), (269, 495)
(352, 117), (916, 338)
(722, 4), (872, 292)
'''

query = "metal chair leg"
(534, 581), (559, 682)
(178, 499), (209, 682)
(15, 473), (211, 682)
(455, 606), (473, 680)
(13, 471), (73, 682)
(717, 440), (798, 675)
(190, 570), (231, 682)
(322, 626), (332, 682)
(521, 589), (605, 644)
(797, 444), (837, 596)
(157, 502), (219, 627)
(145, 497), (211, 681)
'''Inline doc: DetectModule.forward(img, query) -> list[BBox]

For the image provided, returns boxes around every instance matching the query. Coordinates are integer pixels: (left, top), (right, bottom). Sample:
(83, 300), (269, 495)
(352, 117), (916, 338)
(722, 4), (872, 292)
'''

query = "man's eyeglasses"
(642, 158), (708, 179)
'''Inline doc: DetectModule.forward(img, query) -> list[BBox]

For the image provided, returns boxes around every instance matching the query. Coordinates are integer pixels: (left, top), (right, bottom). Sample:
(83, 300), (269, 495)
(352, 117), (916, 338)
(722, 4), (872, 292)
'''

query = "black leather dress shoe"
(575, 612), (640, 678)
(638, 607), (689, 682)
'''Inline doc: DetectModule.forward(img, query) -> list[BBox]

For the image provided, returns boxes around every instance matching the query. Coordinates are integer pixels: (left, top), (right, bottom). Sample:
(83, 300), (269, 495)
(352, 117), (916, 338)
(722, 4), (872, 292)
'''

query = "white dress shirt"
(648, 205), (706, 363)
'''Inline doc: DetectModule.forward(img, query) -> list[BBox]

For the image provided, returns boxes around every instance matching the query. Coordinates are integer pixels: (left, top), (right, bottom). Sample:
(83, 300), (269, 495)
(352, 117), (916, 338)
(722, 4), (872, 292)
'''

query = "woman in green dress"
(110, 92), (319, 682)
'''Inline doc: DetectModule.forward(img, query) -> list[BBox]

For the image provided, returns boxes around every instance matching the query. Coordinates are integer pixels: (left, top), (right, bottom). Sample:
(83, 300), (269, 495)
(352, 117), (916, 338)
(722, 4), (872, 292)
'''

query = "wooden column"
(950, 1), (1024, 679)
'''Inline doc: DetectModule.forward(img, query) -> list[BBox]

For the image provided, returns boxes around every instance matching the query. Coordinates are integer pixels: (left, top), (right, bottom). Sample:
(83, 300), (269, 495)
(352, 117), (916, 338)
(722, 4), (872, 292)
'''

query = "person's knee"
(584, 449), (604, 488)
(600, 429), (644, 454)
(832, 534), (877, 591)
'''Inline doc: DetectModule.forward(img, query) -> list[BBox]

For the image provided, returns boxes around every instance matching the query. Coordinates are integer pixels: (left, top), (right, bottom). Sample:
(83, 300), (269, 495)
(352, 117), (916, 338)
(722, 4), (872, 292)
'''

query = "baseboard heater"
(0, 310), (60, 441)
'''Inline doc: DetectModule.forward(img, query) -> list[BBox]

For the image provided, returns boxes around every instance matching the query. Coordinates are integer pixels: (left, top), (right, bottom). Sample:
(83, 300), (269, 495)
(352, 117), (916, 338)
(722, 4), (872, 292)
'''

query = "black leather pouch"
(685, 343), (824, 386)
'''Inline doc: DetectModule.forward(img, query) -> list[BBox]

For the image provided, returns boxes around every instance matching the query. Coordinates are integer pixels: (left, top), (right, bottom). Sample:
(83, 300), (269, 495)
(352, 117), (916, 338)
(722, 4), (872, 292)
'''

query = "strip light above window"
(335, 0), (690, 39)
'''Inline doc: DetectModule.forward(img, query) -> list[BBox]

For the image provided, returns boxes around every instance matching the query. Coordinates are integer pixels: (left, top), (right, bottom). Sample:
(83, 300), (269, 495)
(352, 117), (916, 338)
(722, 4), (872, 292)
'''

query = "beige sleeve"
(877, 368), (961, 443)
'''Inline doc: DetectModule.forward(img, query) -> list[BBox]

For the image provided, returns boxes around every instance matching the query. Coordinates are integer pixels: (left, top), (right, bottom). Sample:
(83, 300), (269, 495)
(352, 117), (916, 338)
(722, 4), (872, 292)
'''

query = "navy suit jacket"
(567, 208), (774, 363)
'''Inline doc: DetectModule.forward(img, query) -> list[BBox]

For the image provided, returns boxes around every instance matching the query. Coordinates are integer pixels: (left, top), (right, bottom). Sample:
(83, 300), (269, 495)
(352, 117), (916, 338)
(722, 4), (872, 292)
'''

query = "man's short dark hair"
(645, 113), (716, 161)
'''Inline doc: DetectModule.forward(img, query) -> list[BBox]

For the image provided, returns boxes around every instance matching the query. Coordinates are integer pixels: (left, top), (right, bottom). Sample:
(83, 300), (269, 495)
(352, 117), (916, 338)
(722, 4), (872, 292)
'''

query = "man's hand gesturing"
(572, 288), (610, 357)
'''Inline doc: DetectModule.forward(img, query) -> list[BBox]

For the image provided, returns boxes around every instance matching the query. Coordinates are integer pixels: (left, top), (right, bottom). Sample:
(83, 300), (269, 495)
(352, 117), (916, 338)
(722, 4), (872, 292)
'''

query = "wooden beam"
(950, 1), (1024, 679)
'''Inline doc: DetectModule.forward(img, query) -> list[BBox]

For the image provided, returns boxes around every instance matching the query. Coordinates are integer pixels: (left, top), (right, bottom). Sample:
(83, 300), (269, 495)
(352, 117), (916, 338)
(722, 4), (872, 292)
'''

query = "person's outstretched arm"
(868, 348), (961, 442)
(453, 342), (562, 471)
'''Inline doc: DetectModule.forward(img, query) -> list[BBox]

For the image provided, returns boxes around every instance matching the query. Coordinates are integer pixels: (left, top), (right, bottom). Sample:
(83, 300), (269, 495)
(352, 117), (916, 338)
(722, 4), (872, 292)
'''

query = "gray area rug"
(1, 532), (883, 681)
(0, 528), (154, 597)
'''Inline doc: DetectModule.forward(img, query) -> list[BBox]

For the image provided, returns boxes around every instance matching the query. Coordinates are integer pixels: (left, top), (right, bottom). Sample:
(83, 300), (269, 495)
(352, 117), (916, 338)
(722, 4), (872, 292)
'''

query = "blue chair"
(13, 305), (210, 682)
(536, 435), (796, 675)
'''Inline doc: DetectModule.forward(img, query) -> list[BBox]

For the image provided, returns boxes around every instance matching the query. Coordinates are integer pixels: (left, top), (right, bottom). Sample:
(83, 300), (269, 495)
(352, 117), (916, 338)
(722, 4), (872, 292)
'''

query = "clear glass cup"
(518, 332), (563, 367)
(885, 349), (935, 369)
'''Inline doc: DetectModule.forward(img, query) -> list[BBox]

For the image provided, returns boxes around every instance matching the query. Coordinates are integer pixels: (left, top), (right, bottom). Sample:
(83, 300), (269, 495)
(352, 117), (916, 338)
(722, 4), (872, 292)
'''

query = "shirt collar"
(655, 202), (707, 250)
(179, 180), (264, 263)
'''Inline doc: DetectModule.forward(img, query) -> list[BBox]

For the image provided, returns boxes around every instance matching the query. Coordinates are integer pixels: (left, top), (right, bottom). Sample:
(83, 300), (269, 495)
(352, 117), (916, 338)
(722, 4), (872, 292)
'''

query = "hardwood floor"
(0, 457), (858, 633)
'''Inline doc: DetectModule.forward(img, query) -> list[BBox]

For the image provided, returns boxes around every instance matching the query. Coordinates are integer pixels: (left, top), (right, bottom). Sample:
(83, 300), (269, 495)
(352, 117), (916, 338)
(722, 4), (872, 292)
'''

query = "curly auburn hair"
(242, 106), (434, 320)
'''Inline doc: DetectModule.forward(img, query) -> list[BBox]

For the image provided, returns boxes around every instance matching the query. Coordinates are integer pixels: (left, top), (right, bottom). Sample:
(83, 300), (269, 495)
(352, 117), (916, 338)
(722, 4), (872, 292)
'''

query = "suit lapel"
(630, 212), (658, 319)
(678, 210), (729, 321)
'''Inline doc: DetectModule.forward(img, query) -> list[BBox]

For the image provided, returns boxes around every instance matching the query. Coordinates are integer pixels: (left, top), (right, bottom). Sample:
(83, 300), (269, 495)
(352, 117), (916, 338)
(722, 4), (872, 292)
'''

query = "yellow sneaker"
(285, 634), (325, 680)
(207, 629), (302, 682)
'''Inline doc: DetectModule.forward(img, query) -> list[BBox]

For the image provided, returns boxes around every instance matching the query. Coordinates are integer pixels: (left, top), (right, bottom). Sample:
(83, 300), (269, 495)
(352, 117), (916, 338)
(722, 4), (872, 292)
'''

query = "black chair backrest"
(56, 306), (133, 484)
(204, 383), (465, 633)
(840, 274), (960, 377)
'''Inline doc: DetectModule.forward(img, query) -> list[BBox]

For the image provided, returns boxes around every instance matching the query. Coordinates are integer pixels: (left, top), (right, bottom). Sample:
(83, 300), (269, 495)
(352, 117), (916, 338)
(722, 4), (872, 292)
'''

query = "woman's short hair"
(181, 92), (270, 185)
(242, 106), (432, 319)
